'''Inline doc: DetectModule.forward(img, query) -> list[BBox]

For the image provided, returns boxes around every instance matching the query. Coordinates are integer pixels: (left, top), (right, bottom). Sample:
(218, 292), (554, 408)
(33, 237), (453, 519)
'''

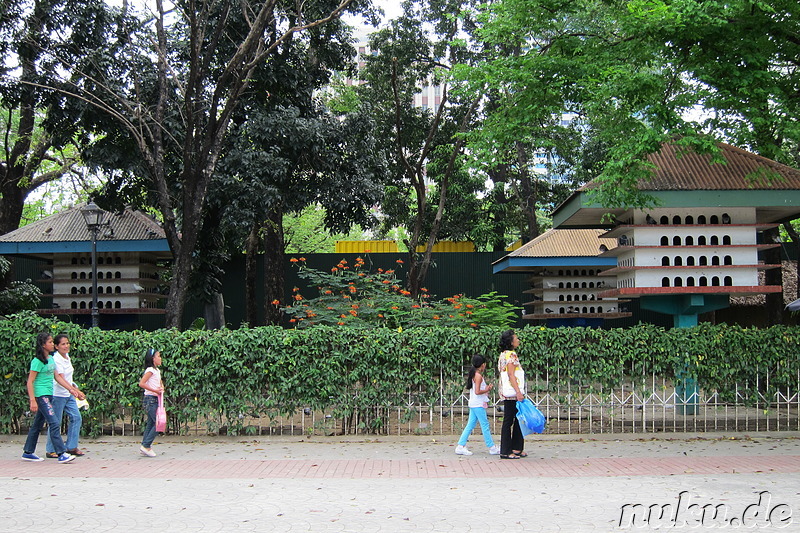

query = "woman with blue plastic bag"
(498, 330), (526, 459)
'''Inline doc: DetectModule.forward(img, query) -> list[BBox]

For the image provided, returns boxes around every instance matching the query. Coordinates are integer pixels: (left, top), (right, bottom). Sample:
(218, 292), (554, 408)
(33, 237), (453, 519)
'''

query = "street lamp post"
(80, 202), (105, 328)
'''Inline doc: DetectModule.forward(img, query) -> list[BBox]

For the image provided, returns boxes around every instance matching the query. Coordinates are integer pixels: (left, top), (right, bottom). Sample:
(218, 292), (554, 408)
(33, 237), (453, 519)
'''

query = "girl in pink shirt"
(138, 348), (163, 457)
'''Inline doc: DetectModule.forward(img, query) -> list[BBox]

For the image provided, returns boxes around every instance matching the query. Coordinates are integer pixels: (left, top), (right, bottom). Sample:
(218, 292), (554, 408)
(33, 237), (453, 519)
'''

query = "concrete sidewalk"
(2, 433), (799, 531)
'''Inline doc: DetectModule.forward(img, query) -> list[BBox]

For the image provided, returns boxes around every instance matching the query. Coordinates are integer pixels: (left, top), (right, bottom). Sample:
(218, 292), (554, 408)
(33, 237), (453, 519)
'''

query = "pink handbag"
(156, 393), (167, 433)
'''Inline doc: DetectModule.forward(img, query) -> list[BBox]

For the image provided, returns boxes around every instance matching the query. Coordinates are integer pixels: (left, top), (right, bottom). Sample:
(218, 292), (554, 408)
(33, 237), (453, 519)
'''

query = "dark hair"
(499, 329), (516, 351)
(144, 348), (158, 369)
(465, 354), (486, 390)
(54, 334), (69, 348)
(34, 332), (52, 364)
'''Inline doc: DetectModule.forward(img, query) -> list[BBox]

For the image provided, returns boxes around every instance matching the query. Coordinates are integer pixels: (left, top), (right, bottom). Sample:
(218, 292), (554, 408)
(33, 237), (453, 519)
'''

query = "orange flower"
(324, 290), (333, 295)
(338, 321), (345, 325)
(351, 304), (359, 309)
(340, 314), (347, 318)
(378, 314), (384, 318)
(412, 305), (420, 309)
(299, 257), (306, 262)
(292, 287), (300, 292)
(382, 280), (390, 284)
(331, 267), (338, 273)
(466, 304), (474, 308)
(391, 306), (399, 310)
(271, 299), (280, 305)
(349, 310), (358, 316)
(433, 315), (440, 320)
(326, 307), (334, 310)
(420, 287), (428, 292)
(294, 294), (303, 301)
(470, 323), (478, 328)
(290, 258), (299, 263)
(289, 318), (296, 323)
(349, 286), (357, 293)
(400, 290), (410, 296)
(396, 259), (404, 264)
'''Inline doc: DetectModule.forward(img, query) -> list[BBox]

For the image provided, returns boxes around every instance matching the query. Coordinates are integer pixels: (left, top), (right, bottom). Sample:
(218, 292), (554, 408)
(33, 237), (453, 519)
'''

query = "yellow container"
(415, 241), (475, 252)
(335, 240), (399, 253)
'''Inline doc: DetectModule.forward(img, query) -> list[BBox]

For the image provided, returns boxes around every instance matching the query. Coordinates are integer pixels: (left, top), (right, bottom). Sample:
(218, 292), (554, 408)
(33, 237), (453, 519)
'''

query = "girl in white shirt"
(45, 334), (86, 458)
(455, 355), (500, 456)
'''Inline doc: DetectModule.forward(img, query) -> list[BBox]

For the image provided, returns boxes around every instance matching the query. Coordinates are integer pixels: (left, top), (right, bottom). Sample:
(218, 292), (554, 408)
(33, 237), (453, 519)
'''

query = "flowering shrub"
(281, 257), (521, 329)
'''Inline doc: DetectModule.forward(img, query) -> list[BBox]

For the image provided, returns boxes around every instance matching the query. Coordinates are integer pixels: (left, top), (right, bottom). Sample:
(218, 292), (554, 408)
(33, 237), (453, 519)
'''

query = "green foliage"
(283, 204), (367, 253)
(281, 257), (522, 329)
(0, 258), (41, 314)
(1, 315), (798, 436)
(456, 0), (800, 214)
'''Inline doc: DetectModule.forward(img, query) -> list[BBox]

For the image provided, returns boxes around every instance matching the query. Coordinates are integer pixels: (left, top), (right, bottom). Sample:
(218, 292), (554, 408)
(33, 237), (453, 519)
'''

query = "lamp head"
(80, 202), (105, 229)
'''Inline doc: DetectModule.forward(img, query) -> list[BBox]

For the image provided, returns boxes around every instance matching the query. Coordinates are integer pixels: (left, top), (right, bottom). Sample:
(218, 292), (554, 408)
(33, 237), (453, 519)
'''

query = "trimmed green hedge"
(1, 312), (798, 436)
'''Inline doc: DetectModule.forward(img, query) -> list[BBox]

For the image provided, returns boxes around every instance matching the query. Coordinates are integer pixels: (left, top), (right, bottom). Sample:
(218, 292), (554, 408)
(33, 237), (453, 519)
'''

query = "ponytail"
(464, 354), (486, 390)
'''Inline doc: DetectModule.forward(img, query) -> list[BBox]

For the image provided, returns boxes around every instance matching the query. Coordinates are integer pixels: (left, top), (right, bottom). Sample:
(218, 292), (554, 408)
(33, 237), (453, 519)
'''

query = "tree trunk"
(486, 165), (512, 252)
(164, 250), (190, 328)
(263, 207), (285, 326)
(203, 292), (225, 329)
(0, 179), (27, 236)
(515, 141), (540, 242)
(245, 223), (261, 326)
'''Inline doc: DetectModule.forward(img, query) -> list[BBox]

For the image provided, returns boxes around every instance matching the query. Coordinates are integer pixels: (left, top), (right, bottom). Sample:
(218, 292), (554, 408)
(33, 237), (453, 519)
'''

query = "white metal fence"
(22, 371), (799, 438)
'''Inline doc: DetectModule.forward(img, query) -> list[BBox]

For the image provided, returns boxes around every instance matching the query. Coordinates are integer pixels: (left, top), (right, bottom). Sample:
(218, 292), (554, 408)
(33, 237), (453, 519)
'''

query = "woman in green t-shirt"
(22, 332), (81, 463)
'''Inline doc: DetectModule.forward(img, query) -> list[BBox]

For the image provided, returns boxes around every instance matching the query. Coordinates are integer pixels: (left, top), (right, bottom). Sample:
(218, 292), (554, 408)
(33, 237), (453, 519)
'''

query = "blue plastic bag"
(516, 399), (546, 436)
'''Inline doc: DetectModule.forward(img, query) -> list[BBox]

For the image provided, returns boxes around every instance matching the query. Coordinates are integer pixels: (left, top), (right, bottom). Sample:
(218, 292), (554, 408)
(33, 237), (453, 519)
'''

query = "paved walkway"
(2, 432), (799, 531)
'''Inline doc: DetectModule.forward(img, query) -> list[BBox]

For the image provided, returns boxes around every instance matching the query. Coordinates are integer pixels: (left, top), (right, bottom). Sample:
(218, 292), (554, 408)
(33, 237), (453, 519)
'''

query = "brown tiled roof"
(508, 229), (616, 257)
(581, 142), (800, 192)
(0, 205), (165, 243)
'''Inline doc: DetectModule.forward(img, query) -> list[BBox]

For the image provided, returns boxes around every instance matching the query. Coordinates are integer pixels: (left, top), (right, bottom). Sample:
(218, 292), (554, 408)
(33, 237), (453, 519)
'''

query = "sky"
(345, 0), (404, 40)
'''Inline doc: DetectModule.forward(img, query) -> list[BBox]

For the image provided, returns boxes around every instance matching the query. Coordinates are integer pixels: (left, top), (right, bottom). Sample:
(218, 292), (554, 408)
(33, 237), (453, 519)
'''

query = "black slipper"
(500, 454), (521, 459)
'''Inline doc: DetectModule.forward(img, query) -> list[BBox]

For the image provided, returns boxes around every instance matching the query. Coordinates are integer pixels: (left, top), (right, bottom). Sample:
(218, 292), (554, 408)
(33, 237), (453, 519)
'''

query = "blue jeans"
(141, 395), (158, 448)
(46, 395), (82, 453)
(24, 395), (67, 455)
(457, 406), (495, 448)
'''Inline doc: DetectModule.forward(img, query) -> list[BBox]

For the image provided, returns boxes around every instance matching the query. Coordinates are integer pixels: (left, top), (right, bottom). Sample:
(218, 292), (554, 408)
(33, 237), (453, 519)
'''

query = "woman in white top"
(138, 348), (163, 457)
(498, 329), (526, 459)
(45, 334), (86, 458)
(455, 355), (500, 456)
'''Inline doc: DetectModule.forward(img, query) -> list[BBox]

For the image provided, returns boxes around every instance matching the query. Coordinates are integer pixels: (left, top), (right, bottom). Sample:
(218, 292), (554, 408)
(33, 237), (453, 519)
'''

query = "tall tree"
(359, 2), (485, 296)
(220, 99), (386, 326)
(0, 0), (119, 235)
(462, 0), (800, 321)
(68, 0), (363, 327)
